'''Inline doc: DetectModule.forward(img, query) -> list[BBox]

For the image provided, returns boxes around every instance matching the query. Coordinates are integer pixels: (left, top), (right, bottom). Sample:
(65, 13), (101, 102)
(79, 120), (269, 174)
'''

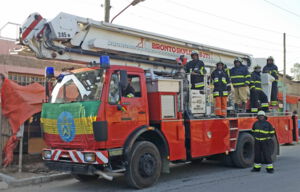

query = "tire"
(231, 132), (255, 168)
(72, 174), (98, 182)
(270, 136), (279, 162)
(125, 141), (162, 189)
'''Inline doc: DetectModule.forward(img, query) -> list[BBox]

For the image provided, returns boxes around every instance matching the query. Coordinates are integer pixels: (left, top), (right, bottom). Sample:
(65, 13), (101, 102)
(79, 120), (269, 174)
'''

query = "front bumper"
(45, 161), (98, 175)
(42, 148), (109, 165)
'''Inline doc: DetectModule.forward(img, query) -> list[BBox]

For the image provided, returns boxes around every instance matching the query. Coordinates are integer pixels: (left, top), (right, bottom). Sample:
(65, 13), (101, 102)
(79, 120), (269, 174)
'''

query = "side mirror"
(119, 70), (128, 91)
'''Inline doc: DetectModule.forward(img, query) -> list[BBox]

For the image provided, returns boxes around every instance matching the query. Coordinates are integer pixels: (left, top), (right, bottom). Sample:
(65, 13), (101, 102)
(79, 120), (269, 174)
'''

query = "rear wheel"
(72, 174), (98, 182)
(125, 141), (162, 189)
(231, 133), (255, 168)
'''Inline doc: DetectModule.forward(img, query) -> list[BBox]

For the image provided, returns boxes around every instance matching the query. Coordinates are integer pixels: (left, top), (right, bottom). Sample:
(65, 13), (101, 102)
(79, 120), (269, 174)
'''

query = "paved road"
(4, 143), (300, 192)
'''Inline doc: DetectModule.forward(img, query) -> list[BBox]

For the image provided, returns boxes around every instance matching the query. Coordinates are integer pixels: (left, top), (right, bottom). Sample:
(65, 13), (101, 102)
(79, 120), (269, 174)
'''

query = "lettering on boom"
(151, 42), (210, 59)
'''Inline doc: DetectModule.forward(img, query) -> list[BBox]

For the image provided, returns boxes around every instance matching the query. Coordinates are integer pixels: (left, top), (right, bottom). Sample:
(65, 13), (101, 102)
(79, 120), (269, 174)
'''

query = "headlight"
(42, 150), (52, 160)
(84, 153), (96, 162)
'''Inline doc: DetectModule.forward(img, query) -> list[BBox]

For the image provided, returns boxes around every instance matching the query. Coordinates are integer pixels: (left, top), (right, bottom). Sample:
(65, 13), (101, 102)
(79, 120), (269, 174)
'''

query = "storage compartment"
(147, 79), (180, 93)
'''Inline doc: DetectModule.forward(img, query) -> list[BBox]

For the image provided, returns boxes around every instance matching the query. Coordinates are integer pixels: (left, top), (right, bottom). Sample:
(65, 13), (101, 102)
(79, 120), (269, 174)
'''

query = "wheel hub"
(139, 153), (156, 177)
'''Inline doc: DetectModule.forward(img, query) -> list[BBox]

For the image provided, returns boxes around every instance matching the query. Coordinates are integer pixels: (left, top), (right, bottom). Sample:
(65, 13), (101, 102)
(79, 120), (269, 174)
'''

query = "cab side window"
(108, 73), (120, 104)
(122, 75), (141, 98)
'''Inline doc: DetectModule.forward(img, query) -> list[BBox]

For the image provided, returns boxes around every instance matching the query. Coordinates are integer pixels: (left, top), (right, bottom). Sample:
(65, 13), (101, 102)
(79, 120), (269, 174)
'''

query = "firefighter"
(122, 77), (135, 98)
(185, 50), (206, 91)
(230, 57), (250, 113)
(263, 56), (278, 107)
(250, 66), (269, 113)
(251, 110), (275, 173)
(211, 62), (231, 117)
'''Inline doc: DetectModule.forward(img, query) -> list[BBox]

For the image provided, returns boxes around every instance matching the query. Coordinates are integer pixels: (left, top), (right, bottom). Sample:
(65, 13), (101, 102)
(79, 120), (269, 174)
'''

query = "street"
(4, 143), (300, 192)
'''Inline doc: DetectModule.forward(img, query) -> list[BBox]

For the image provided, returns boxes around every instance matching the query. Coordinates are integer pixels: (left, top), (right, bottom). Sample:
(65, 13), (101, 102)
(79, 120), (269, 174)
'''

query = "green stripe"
(41, 101), (100, 119)
(252, 129), (274, 134)
(231, 75), (244, 78)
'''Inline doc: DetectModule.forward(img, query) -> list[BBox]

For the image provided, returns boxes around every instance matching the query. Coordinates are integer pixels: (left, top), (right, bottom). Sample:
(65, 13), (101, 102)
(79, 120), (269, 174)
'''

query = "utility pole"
(283, 33), (287, 113)
(104, 0), (111, 22)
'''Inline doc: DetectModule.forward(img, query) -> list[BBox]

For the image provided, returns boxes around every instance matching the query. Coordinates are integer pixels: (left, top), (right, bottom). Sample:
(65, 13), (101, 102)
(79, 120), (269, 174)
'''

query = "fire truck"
(20, 12), (298, 189)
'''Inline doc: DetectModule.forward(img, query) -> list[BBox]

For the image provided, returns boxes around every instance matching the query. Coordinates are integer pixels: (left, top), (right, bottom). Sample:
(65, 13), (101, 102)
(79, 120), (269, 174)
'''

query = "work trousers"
(233, 86), (249, 104)
(250, 89), (269, 112)
(214, 96), (227, 116)
(254, 139), (273, 165)
(271, 81), (278, 106)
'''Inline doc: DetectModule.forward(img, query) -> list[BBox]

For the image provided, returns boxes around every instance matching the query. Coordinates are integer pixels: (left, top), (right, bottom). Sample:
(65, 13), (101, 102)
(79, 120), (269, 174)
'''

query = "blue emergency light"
(100, 56), (110, 68)
(45, 67), (54, 78)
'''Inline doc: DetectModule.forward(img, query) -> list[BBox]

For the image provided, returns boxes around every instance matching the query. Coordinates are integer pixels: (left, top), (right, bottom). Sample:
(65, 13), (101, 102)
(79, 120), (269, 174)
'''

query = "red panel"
(161, 120), (186, 161)
(190, 119), (230, 158)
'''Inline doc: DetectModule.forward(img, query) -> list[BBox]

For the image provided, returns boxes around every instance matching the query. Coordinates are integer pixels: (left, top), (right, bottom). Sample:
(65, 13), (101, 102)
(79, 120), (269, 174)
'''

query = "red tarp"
(278, 92), (300, 104)
(1, 79), (44, 167)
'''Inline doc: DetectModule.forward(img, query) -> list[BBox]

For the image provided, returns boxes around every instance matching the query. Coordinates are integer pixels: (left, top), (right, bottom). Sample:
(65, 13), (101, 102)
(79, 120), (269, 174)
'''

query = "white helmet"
(257, 110), (266, 116)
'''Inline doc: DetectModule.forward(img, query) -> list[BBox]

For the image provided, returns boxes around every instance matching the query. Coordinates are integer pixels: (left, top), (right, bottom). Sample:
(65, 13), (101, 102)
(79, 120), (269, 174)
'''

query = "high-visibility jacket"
(185, 59), (206, 89)
(250, 71), (262, 91)
(251, 119), (275, 141)
(230, 65), (250, 87)
(122, 85), (135, 98)
(211, 69), (231, 97)
(263, 63), (278, 80)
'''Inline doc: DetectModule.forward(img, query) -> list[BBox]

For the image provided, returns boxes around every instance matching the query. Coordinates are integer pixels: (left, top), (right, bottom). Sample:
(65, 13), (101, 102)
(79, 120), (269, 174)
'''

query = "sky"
(0, 0), (300, 74)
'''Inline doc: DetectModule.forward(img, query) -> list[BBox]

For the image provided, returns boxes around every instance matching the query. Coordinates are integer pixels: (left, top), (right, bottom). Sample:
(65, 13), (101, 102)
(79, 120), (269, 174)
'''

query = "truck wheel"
(72, 174), (98, 182)
(270, 136), (279, 162)
(231, 133), (255, 168)
(125, 141), (162, 189)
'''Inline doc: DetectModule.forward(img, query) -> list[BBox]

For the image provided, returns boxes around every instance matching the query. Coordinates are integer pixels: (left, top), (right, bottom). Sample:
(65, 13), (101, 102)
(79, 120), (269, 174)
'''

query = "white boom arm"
(20, 12), (252, 69)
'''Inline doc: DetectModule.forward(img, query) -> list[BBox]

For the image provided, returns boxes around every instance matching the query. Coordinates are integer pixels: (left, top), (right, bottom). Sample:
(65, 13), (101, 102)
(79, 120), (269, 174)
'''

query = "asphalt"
(2, 143), (300, 192)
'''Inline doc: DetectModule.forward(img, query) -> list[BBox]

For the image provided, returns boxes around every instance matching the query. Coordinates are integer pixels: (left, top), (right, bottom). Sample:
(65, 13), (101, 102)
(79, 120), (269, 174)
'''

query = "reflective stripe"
(213, 92), (220, 96)
(255, 87), (262, 90)
(232, 82), (245, 86)
(252, 129), (274, 134)
(245, 75), (251, 78)
(271, 101), (278, 106)
(250, 86), (255, 89)
(231, 75), (244, 78)
(251, 108), (258, 112)
(126, 93), (134, 98)
(266, 164), (273, 169)
(254, 81), (261, 83)
(255, 137), (271, 140)
(261, 103), (269, 107)
(223, 91), (228, 96)
(254, 163), (262, 168)
(195, 82), (205, 88)
(245, 81), (250, 84)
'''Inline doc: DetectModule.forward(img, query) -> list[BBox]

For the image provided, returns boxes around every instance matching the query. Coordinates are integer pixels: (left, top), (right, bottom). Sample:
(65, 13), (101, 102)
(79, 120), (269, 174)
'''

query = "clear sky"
(1, 0), (300, 74)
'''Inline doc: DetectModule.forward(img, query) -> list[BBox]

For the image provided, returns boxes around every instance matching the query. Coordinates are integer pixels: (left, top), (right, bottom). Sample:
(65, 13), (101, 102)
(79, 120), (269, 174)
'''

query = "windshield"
(51, 69), (105, 103)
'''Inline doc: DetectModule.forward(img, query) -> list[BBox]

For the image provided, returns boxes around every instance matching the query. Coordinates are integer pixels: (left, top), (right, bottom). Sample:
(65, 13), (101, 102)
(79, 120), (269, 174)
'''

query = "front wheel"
(125, 141), (162, 189)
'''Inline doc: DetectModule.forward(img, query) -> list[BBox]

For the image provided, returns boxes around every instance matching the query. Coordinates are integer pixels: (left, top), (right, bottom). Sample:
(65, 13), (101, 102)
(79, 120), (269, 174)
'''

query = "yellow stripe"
(41, 116), (97, 135)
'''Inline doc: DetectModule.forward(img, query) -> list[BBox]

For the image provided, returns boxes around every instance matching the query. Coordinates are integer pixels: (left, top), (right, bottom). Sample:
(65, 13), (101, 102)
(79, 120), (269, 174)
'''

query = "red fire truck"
(20, 12), (298, 189)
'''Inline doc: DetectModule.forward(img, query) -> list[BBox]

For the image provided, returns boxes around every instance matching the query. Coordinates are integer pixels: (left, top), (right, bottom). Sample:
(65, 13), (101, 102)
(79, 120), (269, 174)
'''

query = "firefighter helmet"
(216, 62), (224, 66)
(191, 50), (199, 56)
(267, 56), (274, 61)
(234, 57), (243, 64)
(254, 65), (261, 70)
(257, 110), (266, 116)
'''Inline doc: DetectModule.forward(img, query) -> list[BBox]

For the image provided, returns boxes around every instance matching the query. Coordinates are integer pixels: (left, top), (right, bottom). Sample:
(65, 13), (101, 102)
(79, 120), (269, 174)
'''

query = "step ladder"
(229, 120), (239, 152)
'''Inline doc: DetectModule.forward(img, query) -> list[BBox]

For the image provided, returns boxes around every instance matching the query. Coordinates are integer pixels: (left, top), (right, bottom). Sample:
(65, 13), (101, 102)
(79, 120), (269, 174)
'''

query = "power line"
(263, 0), (300, 18)
(137, 4), (284, 46)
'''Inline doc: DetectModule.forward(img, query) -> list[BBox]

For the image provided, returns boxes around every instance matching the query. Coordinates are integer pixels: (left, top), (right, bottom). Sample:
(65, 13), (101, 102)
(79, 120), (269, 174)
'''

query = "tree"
(291, 63), (300, 81)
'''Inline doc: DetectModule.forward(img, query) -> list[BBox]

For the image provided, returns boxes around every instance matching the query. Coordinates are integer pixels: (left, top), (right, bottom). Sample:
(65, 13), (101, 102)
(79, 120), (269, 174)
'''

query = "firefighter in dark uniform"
(211, 62), (231, 117)
(230, 57), (251, 113)
(250, 66), (269, 113)
(251, 110), (275, 173)
(122, 77), (135, 98)
(185, 50), (206, 91)
(263, 56), (278, 107)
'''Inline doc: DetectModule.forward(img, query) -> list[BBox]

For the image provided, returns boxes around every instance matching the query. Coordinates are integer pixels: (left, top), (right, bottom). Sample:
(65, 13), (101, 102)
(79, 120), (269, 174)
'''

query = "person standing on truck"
(250, 66), (269, 113)
(211, 62), (231, 117)
(230, 57), (250, 113)
(251, 110), (275, 173)
(122, 77), (135, 98)
(185, 50), (206, 92)
(263, 56), (278, 107)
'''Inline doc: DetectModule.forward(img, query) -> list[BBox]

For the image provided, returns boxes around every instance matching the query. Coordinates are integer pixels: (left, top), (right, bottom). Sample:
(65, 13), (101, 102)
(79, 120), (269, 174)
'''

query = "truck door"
(105, 72), (148, 148)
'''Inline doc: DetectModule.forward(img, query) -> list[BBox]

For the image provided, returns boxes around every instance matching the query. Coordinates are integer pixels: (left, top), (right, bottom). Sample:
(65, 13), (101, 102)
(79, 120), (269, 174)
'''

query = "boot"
(234, 103), (239, 113)
(266, 168), (274, 174)
(251, 167), (261, 172)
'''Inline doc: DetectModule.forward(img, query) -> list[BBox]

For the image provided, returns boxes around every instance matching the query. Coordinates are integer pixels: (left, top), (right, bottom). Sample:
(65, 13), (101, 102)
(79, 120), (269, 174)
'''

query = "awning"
(278, 92), (300, 104)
